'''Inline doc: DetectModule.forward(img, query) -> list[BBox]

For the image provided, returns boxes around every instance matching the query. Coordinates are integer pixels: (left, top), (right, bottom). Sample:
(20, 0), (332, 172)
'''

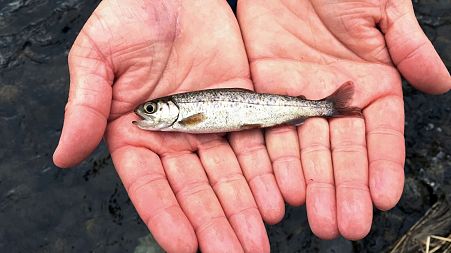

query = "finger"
(266, 126), (306, 206)
(110, 146), (197, 253)
(53, 36), (113, 168)
(383, 0), (451, 94)
(162, 152), (243, 253)
(330, 118), (372, 240)
(196, 136), (270, 253)
(229, 130), (285, 225)
(365, 96), (405, 211)
(298, 118), (338, 239)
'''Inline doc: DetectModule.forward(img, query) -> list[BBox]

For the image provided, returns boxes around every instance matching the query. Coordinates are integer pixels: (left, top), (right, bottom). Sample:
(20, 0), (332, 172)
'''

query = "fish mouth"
(132, 108), (146, 126)
(134, 108), (147, 121)
(134, 108), (144, 118)
(132, 119), (161, 130)
(132, 119), (148, 129)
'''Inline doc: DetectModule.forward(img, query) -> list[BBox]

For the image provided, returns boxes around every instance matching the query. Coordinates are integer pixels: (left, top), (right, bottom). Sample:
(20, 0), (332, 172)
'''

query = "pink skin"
(237, 0), (450, 240)
(53, 0), (451, 251)
(53, 1), (278, 252)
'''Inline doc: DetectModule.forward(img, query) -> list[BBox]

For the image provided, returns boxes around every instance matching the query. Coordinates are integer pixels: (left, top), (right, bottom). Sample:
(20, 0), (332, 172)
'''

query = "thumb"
(53, 34), (113, 168)
(383, 0), (450, 94)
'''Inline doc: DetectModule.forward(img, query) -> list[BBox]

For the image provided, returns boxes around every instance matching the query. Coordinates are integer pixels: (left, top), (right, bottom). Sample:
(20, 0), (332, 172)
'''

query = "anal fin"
(297, 95), (307, 100)
(240, 123), (262, 130)
(284, 117), (305, 126)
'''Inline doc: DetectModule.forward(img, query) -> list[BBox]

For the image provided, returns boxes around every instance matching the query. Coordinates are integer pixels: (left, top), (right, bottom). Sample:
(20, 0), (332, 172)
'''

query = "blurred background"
(0, 0), (449, 252)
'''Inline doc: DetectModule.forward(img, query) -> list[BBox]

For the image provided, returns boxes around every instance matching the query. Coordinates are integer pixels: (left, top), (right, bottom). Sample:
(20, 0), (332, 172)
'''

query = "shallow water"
(0, 0), (449, 252)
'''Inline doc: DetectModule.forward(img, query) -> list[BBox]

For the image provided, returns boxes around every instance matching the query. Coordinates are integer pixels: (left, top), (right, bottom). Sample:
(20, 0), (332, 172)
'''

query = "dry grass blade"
(389, 199), (451, 253)
(425, 235), (451, 253)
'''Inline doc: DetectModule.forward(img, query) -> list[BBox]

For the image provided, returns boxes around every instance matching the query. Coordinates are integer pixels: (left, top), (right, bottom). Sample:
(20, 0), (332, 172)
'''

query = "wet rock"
(389, 198), (451, 252)
(435, 24), (451, 66)
(0, 0), (450, 252)
(134, 235), (164, 253)
(0, 84), (20, 118)
(414, 0), (451, 27)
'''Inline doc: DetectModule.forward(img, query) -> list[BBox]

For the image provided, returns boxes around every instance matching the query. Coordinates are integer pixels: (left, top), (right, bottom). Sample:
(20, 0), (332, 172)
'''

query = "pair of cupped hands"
(53, 0), (450, 252)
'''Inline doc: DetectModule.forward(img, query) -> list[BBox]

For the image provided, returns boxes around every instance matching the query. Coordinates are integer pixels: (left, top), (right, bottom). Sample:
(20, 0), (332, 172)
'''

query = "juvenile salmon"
(133, 81), (362, 133)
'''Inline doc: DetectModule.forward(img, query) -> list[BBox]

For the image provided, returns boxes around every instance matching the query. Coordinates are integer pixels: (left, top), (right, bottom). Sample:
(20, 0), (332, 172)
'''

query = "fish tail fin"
(324, 81), (363, 118)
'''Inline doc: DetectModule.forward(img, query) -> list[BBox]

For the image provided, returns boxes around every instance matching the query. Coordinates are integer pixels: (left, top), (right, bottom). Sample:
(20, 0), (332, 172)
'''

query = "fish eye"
(143, 102), (157, 114)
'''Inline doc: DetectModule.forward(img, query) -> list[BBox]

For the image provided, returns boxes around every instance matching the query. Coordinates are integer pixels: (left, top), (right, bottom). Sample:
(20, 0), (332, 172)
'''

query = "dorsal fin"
(216, 88), (254, 92)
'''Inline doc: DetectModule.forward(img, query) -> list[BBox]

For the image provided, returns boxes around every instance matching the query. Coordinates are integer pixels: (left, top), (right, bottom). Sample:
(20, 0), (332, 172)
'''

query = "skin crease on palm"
(52, 0), (450, 252)
(237, 0), (451, 241)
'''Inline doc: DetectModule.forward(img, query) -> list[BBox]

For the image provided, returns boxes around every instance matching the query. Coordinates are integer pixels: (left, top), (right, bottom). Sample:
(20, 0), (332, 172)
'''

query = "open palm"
(53, 0), (281, 252)
(53, 0), (450, 251)
(237, 0), (450, 240)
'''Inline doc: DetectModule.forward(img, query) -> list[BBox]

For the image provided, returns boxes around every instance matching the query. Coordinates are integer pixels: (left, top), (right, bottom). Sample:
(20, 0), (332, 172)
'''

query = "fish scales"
(133, 82), (362, 133)
(169, 89), (332, 133)
(172, 89), (324, 108)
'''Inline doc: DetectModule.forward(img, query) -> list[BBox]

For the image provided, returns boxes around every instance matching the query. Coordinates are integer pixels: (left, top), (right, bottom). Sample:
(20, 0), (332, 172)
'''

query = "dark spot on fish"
(179, 113), (206, 126)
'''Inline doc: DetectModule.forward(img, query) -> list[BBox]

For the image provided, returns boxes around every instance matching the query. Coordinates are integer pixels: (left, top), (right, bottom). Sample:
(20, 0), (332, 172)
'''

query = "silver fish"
(133, 81), (362, 133)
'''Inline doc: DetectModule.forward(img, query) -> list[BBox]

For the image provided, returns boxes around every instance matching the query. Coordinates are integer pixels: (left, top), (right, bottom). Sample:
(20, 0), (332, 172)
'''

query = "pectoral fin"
(179, 113), (206, 126)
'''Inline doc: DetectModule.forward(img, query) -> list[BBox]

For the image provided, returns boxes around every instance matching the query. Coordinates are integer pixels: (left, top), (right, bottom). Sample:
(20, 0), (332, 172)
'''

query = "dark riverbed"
(0, 0), (449, 252)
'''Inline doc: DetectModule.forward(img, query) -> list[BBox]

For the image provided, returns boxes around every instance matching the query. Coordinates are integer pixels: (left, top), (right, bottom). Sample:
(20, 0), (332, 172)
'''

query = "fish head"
(133, 99), (179, 130)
